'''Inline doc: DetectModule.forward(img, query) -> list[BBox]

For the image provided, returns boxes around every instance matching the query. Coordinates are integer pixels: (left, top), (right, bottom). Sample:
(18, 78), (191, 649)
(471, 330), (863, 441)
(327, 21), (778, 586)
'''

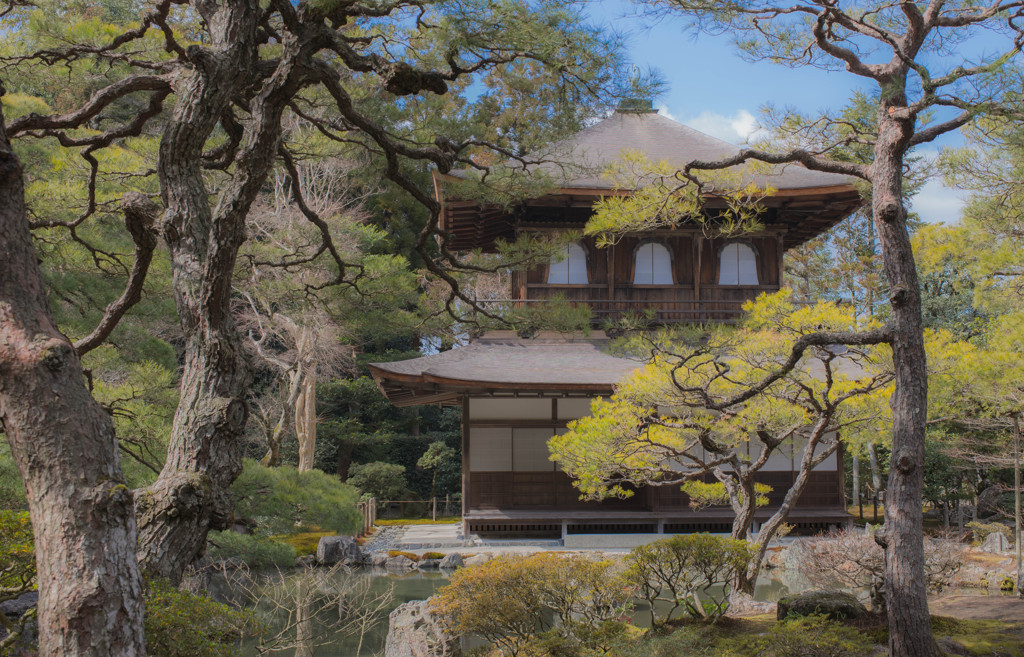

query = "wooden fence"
(356, 497), (377, 537)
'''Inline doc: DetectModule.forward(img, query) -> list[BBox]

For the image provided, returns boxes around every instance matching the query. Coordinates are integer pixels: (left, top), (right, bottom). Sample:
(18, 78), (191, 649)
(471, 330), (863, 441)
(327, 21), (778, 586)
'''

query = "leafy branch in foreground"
(551, 290), (893, 592)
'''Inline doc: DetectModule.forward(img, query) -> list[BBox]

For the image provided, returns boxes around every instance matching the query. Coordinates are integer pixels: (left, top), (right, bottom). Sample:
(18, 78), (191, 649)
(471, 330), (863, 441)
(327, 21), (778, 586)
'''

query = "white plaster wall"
(468, 427), (512, 471)
(468, 397), (552, 421)
(557, 397), (594, 421)
(512, 428), (557, 471)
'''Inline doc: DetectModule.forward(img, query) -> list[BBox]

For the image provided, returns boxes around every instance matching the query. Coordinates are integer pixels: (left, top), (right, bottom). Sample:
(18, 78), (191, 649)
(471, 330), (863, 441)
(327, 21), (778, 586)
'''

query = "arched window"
(718, 242), (759, 285)
(546, 242), (589, 284)
(633, 241), (673, 285)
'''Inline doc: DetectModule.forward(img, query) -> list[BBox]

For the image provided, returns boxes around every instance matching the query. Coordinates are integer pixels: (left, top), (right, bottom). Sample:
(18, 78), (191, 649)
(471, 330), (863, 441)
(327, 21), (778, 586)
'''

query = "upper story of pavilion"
(434, 102), (862, 323)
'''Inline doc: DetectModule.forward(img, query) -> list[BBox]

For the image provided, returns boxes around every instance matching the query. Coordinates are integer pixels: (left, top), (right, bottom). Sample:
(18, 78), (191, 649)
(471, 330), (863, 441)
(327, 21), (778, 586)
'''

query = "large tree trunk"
(873, 98), (936, 657)
(135, 0), (305, 581)
(852, 451), (861, 507)
(0, 91), (145, 656)
(296, 365), (317, 472)
(868, 441), (883, 493)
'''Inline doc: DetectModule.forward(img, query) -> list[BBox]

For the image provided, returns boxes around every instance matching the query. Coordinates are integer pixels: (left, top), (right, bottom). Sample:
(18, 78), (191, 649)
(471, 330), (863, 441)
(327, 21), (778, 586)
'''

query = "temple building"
(369, 102), (861, 540)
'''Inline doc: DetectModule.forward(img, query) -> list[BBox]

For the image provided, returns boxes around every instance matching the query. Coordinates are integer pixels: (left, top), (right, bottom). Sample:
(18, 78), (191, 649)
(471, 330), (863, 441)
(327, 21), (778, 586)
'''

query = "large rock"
(384, 599), (458, 657)
(0, 592), (37, 619)
(776, 590), (867, 621)
(728, 591), (776, 617)
(316, 535), (364, 566)
(438, 553), (464, 570)
(385, 554), (417, 570)
(979, 531), (1011, 554)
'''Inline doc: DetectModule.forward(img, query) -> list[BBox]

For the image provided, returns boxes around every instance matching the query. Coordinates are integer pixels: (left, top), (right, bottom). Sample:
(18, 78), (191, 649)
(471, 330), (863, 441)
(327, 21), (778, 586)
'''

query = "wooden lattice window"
(547, 242), (589, 284)
(633, 241), (673, 285)
(718, 242), (759, 285)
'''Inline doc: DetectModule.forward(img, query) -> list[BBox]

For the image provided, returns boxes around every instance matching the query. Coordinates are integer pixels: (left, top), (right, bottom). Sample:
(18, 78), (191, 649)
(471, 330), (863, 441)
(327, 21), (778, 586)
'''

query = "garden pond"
(206, 563), (806, 657)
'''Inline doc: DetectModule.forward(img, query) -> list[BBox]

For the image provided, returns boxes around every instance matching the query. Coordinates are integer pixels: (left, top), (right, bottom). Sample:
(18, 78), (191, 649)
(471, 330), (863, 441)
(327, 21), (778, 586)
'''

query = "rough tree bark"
(134, 0), (311, 581)
(296, 357), (317, 473)
(873, 90), (935, 657)
(0, 88), (145, 656)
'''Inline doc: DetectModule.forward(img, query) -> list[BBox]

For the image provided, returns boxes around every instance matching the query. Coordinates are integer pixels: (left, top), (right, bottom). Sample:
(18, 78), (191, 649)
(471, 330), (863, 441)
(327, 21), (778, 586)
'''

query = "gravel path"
(362, 525), (404, 553)
(930, 594), (1024, 622)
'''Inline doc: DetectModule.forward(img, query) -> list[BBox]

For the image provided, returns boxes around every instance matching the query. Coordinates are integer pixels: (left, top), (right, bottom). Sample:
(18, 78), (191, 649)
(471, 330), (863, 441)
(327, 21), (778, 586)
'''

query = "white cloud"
(656, 103), (678, 122)
(657, 105), (767, 144)
(911, 178), (967, 224)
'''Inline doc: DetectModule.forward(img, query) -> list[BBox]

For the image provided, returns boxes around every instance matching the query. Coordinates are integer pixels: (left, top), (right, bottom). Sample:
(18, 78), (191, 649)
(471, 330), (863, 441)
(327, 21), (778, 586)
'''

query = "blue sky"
(583, 1), (969, 224)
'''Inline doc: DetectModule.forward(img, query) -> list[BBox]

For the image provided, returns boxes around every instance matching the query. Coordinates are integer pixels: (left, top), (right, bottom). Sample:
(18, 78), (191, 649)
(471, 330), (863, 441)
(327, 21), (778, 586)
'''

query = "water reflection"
(211, 567), (450, 657)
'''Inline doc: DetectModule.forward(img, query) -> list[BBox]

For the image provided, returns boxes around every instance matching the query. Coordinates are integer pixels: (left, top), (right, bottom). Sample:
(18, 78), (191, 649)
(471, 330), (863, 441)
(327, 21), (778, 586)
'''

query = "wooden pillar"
(776, 230), (785, 287)
(462, 396), (470, 519)
(693, 236), (702, 321)
(607, 244), (615, 320)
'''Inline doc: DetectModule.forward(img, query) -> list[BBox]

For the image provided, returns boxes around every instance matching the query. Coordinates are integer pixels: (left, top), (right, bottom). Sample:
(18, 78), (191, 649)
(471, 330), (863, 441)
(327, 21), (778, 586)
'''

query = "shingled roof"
(535, 109), (852, 191)
(436, 106), (862, 251)
(369, 333), (643, 406)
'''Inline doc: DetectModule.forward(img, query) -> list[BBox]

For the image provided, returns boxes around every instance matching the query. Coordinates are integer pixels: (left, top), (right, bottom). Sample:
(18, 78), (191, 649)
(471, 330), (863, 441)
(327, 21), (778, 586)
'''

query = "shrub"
(230, 460), (361, 536)
(207, 531), (296, 569)
(272, 530), (333, 557)
(431, 552), (632, 656)
(0, 510), (34, 593)
(738, 615), (874, 657)
(145, 579), (256, 657)
(346, 461), (408, 500)
(624, 534), (754, 626)
(791, 527), (965, 610)
(966, 521), (1013, 545)
(0, 443), (27, 511)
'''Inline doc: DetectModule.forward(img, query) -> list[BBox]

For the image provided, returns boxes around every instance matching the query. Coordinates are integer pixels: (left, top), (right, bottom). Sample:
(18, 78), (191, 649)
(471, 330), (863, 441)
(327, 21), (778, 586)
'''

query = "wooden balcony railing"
(478, 283), (785, 323)
(477, 296), (766, 323)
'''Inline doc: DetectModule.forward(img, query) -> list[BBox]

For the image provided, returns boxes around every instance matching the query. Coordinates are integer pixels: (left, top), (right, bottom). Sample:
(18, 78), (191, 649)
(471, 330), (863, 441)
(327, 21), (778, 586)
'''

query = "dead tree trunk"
(873, 97), (936, 657)
(0, 90), (145, 657)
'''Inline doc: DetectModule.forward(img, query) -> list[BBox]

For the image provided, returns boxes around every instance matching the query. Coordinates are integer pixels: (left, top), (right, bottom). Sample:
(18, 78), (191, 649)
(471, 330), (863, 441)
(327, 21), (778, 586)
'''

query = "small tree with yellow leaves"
(550, 291), (893, 592)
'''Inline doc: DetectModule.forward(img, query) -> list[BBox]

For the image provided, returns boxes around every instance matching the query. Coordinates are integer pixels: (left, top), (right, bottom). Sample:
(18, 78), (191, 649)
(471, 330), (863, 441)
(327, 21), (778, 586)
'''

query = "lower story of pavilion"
(368, 335), (851, 540)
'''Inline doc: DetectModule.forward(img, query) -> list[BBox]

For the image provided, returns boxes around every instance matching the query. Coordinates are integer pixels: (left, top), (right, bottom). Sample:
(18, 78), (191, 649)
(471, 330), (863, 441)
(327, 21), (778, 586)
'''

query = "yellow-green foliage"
(681, 481), (772, 509)
(585, 151), (773, 245)
(930, 616), (1024, 657)
(549, 290), (892, 502)
(0, 511), (35, 596)
(965, 521), (1013, 545)
(732, 615), (874, 657)
(431, 552), (632, 656)
(625, 534), (754, 626)
(388, 550), (421, 561)
(145, 579), (257, 657)
(272, 530), (334, 557)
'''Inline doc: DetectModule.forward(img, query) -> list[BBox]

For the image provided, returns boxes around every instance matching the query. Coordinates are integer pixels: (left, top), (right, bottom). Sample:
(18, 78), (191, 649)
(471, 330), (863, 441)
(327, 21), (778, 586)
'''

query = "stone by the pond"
(463, 554), (490, 567)
(385, 599), (458, 657)
(417, 559), (441, 570)
(368, 552), (389, 567)
(777, 590), (867, 620)
(438, 553), (463, 569)
(980, 531), (1012, 554)
(386, 554), (417, 570)
(0, 591), (37, 619)
(316, 535), (364, 566)
(729, 591), (775, 617)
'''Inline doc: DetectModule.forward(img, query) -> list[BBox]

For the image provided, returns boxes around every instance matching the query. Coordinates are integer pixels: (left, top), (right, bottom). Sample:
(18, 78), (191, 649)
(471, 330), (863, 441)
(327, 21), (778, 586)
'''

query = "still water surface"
(211, 566), (802, 657)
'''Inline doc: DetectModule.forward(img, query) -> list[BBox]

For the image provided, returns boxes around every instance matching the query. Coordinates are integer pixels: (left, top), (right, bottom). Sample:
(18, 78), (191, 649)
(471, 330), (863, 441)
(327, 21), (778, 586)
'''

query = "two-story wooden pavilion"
(370, 102), (861, 540)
